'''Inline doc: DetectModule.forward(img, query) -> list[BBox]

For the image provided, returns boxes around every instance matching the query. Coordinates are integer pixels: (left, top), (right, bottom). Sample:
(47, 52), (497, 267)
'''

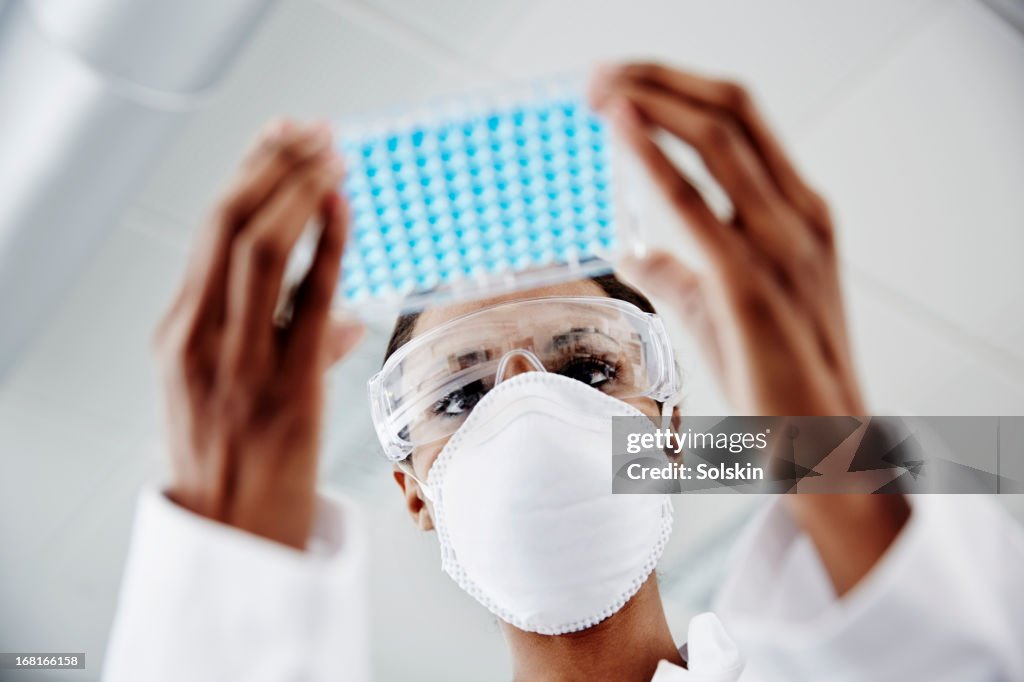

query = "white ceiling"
(2, 0), (1023, 680)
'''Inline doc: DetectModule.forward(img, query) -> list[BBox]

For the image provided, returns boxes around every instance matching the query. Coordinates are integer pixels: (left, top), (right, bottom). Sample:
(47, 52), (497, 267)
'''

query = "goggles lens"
(369, 296), (679, 461)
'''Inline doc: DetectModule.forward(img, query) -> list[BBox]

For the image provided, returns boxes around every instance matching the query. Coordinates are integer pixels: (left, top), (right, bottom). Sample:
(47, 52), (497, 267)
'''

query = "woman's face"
(400, 278), (662, 484)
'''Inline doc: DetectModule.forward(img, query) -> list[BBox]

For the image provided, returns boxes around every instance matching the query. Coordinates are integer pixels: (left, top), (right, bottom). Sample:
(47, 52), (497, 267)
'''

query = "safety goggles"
(369, 296), (681, 462)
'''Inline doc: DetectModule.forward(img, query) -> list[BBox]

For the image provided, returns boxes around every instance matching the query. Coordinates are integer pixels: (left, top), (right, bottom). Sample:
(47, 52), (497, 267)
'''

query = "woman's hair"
(383, 272), (656, 364)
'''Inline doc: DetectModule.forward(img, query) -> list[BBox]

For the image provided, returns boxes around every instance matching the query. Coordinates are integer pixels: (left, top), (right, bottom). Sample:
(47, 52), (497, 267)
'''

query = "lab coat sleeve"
(713, 495), (1024, 681)
(102, 487), (370, 682)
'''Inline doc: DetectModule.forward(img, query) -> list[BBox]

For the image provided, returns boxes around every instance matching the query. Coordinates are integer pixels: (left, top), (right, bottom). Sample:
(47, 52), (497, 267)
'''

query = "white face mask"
(421, 371), (674, 636)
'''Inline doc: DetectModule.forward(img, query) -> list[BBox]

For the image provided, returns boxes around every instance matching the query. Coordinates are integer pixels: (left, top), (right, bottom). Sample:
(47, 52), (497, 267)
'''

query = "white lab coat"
(103, 491), (1024, 681)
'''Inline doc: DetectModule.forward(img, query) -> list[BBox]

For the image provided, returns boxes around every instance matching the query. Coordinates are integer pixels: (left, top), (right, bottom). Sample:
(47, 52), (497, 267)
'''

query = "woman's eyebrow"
(452, 349), (492, 368)
(400, 344), (494, 385)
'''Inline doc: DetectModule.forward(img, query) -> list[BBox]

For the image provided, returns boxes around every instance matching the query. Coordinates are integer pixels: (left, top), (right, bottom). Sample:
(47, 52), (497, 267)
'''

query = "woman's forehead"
(413, 279), (608, 337)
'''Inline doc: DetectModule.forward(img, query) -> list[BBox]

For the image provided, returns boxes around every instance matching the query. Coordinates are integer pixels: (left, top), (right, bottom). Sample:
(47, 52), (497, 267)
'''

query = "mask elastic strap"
(397, 459), (435, 502)
(661, 392), (682, 419)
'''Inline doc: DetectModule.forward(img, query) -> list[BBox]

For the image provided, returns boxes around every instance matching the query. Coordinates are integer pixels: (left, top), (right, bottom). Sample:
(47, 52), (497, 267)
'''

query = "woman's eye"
(558, 358), (618, 390)
(431, 380), (486, 417)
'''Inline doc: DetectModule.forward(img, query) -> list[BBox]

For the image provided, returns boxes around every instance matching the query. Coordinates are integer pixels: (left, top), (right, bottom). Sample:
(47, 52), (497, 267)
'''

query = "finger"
(221, 155), (346, 370)
(619, 252), (710, 335)
(171, 120), (336, 335)
(619, 251), (701, 307)
(604, 63), (831, 235)
(322, 318), (367, 367)
(284, 191), (351, 369)
(606, 84), (814, 271)
(240, 118), (296, 165)
(610, 102), (806, 383)
(619, 251), (723, 378)
(606, 100), (737, 269)
(225, 119), (335, 223)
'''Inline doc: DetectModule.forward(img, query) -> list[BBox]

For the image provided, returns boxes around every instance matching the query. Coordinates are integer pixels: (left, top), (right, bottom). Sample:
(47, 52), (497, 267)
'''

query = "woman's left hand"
(591, 63), (909, 596)
(590, 63), (864, 417)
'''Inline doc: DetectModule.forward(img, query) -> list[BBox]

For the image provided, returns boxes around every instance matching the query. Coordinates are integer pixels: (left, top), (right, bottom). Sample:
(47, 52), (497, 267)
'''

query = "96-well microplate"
(337, 85), (619, 310)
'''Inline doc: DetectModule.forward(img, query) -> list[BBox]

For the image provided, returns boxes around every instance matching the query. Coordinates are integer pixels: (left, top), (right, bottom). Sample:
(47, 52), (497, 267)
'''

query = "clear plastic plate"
(334, 77), (638, 317)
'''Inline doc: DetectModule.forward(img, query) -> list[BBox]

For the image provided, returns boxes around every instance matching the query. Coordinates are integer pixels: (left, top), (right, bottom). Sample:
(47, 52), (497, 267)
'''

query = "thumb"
(323, 316), (366, 367)
(618, 249), (702, 312)
(618, 251), (724, 377)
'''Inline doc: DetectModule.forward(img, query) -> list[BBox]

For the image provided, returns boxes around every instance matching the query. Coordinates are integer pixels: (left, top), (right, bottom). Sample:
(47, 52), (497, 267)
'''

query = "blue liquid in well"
(338, 94), (616, 303)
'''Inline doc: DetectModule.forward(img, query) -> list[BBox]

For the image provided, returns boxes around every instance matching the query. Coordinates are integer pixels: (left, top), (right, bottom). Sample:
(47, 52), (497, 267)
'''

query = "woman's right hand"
(590, 63), (864, 417)
(153, 120), (364, 550)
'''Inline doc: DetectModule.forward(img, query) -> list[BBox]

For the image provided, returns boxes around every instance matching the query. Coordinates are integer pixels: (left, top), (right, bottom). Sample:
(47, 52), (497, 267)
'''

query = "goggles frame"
(368, 295), (681, 461)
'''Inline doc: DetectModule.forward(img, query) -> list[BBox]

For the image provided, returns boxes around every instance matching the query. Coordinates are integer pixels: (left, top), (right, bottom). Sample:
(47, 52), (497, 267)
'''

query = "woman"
(103, 64), (1024, 681)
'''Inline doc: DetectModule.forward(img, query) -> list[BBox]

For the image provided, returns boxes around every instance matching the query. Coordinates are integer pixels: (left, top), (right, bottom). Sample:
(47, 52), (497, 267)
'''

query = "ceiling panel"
(0, 448), (157, 682)
(2, 221), (185, 437)
(356, 0), (949, 140)
(132, 0), (496, 238)
(847, 273), (1024, 415)
(0, 389), (148, 565)
(796, 0), (1024, 367)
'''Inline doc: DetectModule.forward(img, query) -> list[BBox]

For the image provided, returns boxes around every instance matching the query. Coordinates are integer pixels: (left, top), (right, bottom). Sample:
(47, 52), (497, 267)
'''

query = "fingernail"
(310, 119), (332, 137)
(587, 64), (615, 106)
(264, 118), (292, 144)
(326, 155), (345, 175)
(293, 122), (332, 156)
(308, 121), (332, 148)
(592, 62), (619, 86)
(608, 98), (640, 129)
(332, 312), (366, 330)
(616, 254), (647, 284)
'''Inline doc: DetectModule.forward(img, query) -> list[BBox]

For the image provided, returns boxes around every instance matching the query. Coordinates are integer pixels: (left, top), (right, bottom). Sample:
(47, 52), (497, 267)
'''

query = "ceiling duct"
(0, 0), (274, 381)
